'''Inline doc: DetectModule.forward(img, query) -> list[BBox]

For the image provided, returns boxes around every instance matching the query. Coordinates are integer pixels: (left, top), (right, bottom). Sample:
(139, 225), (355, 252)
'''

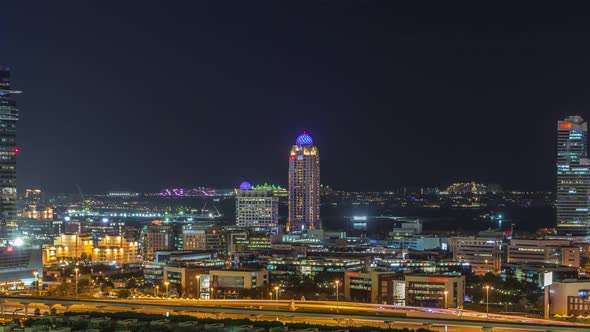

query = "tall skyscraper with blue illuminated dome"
(556, 115), (590, 237)
(288, 132), (320, 232)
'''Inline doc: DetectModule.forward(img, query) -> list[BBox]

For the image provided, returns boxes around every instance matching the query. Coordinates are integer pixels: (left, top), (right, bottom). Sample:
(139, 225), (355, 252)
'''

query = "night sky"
(2, 1), (590, 193)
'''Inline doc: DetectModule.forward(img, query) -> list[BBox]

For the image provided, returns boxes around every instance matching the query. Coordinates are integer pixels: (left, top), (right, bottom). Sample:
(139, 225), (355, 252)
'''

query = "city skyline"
(3, 3), (590, 329)
(3, 2), (590, 193)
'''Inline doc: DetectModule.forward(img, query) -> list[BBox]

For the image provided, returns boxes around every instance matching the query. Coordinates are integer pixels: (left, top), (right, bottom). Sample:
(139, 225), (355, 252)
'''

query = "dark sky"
(2, 1), (590, 193)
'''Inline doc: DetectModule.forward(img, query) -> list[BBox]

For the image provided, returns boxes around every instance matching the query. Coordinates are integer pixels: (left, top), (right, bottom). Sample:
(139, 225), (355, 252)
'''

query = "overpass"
(1, 296), (589, 332)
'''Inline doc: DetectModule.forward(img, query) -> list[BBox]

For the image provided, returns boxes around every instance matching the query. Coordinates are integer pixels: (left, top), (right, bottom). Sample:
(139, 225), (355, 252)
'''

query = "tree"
(117, 289), (131, 299)
(101, 285), (113, 294)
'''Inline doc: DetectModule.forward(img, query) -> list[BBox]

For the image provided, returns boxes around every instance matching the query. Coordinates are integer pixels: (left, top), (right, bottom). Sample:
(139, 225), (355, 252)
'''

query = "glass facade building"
(288, 132), (320, 232)
(556, 116), (590, 236)
(0, 67), (18, 241)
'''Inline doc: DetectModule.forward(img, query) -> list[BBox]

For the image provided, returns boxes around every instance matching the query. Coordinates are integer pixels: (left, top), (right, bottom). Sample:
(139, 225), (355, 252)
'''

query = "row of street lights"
(269, 281), (341, 312)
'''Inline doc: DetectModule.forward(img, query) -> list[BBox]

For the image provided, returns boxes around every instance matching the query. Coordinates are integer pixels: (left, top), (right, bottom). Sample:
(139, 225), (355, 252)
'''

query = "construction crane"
(75, 184), (86, 208)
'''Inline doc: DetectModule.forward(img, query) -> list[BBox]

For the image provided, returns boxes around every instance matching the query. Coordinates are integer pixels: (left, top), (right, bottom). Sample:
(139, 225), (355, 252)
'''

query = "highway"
(1, 296), (589, 332)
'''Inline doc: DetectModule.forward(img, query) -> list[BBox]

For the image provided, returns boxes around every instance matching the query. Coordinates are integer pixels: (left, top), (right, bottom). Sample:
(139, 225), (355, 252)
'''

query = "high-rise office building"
(235, 181), (278, 228)
(556, 116), (590, 237)
(288, 132), (320, 232)
(0, 66), (19, 241)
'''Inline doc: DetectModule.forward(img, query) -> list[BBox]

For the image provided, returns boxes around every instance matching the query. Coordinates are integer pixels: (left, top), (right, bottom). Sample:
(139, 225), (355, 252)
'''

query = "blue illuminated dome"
(296, 132), (314, 146)
(239, 181), (253, 190)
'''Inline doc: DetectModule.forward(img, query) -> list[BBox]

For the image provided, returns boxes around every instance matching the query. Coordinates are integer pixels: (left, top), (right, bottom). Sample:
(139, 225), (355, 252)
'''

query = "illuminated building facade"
(344, 271), (405, 305)
(140, 224), (174, 260)
(252, 183), (288, 197)
(182, 229), (207, 250)
(24, 189), (42, 202)
(448, 236), (504, 275)
(209, 269), (269, 298)
(288, 132), (320, 232)
(235, 181), (278, 228)
(405, 275), (465, 309)
(445, 182), (502, 194)
(556, 116), (590, 236)
(43, 233), (93, 264)
(0, 67), (18, 240)
(507, 239), (579, 267)
(20, 205), (53, 220)
(92, 235), (139, 264)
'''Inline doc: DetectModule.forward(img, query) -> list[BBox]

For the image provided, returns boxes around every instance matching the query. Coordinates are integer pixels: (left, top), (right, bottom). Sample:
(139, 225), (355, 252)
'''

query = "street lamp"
(164, 281), (169, 298)
(154, 285), (159, 297)
(269, 292), (273, 300)
(195, 275), (201, 300)
(443, 290), (448, 309)
(335, 280), (340, 313)
(74, 268), (79, 298)
(32, 271), (39, 296)
(274, 286), (280, 310)
(484, 285), (490, 318)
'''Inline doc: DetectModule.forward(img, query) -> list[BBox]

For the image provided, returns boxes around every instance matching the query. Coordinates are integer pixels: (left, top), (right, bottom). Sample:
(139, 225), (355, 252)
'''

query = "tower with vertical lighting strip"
(0, 66), (19, 241)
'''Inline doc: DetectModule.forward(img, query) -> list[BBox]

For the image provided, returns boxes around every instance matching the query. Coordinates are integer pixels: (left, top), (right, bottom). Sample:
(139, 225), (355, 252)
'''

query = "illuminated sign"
(544, 272), (553, 287)
(560, 122), (573, 129)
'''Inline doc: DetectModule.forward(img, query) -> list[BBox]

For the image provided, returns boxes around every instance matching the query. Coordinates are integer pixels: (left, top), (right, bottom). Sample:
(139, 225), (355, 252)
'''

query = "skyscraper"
(0, 67), (19, 241)
(556, 115), (590, 237)
(235, 181), (279, 229)
(288, 132), (320, 232)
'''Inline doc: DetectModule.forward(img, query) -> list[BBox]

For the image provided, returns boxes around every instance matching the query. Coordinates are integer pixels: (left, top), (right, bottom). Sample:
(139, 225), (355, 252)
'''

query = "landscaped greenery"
(15, 311), (434, 332)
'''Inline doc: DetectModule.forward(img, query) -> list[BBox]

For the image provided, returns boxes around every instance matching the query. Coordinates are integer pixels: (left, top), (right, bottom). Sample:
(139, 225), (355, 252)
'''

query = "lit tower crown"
(288, 131), (320, 232)
(556, 115), (590, 236)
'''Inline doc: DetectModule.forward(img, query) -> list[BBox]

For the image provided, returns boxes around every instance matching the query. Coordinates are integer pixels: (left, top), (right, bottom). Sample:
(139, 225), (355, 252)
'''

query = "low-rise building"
(549, 280), (590, 316)
(163, 265), (209, 298)
(373, 259), (471, 275)
(448, 236), (504, 274)
(43, 233), (93, 264)
(344, 271), (405, 304)
(266, 257), (364, 282)
(92, 235), (140, 265)
(182, 229), (207, 250)
(502, 264), (578, 287)
(209, 269), (269, 299)
(405, 275), (465, 309)
(140, 224), (175, 260)
(507, 239), (580, 267)
(379, 236), (443, 251)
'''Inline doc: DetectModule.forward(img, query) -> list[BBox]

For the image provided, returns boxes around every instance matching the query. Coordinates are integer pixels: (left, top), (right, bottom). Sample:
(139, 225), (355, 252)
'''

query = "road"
(1, 296), (589, 332)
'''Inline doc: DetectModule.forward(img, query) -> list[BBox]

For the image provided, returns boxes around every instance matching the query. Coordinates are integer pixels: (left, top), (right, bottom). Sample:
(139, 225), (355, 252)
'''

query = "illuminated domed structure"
(295, 132), (314, 146)
(239, 181), (253, 190)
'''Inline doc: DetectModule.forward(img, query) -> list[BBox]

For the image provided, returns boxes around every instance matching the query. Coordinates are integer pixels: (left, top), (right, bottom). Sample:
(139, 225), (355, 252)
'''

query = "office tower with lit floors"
(288, 132), (320, 233)
(556, 115), (590, 237)
(235, 181), (279, 229)
(0, 67), (19, 241)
